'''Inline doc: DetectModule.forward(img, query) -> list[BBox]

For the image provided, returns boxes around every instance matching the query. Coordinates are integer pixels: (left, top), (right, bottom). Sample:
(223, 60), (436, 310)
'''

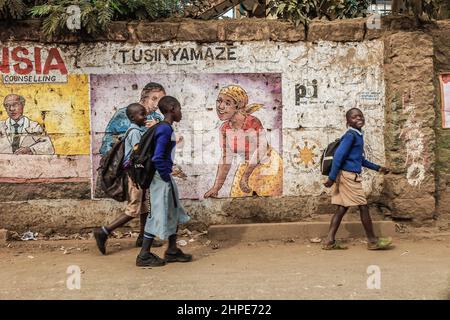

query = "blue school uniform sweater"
(328, 127), (380, 182)
(152, 124), (176, 183)
(122, 123), (146, 168)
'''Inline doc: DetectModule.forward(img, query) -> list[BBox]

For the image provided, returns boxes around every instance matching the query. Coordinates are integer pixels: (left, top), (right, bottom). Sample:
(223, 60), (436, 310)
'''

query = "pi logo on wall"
(0, 46), (90, 185)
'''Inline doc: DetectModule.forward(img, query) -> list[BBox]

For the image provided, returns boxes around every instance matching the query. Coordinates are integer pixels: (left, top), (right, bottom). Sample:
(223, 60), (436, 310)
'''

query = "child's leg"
(105, 214), (134, 232)
(139, 212), (148, 236)
(358, 205), (377, 244)
(167, 232), (178, 254)
(164, 232), (192, 263)
(136, 233), (166, 267)
(139, 233), (154, 256)
(324, 205), (348, 245)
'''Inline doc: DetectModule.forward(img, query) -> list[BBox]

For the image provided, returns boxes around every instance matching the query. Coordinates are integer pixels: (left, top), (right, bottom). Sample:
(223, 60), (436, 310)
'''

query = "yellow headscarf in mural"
(219, 85), (264, 115)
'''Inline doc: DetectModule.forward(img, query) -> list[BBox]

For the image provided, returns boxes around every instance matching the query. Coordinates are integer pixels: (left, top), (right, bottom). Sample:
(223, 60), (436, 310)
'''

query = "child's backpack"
(320, 130), (357, 176)
(97, 129), (135, 202)
(128, 121), (172, 190)
(320, 139), (341, 176)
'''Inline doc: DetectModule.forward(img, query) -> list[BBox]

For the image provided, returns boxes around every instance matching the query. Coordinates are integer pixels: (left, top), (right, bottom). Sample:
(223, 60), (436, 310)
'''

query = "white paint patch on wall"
(400, 89), (426, 188)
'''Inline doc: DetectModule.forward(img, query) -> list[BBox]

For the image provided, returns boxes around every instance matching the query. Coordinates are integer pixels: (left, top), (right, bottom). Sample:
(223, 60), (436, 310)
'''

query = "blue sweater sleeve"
(362, 157), (381, 171)
(328, 132), (354, 181)
(152, 125), (173, 182)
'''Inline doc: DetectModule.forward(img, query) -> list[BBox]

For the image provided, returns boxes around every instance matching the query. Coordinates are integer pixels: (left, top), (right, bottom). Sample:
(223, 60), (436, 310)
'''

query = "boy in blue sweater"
(136, 96), (192, 267)
(323, 108), (392, 250)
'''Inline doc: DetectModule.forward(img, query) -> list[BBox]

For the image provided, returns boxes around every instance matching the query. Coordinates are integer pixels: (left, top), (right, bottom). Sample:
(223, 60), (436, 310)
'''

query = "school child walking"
(323, 107), (392, 250)
(136, 96), (192, 267)
(94, 103), (163, 255)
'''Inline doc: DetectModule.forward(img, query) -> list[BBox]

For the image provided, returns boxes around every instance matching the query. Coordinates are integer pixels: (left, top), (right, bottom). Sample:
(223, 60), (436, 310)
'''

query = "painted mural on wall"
(203, 84), (283, 198)
(440, 73), (450, 129)
(1, 93), (54, 155)
(1, 40), (386, 199)
(90, 73), (282, 199)
(0, 45), (91, 182)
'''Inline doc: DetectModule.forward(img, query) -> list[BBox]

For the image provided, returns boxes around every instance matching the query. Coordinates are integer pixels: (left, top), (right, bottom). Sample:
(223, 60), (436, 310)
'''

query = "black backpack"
(97, 129), (136, 202)
(320, 130), (356, 176)
(128, 121), (172, 190)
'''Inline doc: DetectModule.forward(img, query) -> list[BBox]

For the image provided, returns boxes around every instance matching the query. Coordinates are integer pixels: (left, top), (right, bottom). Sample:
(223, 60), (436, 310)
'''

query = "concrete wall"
(0, 17), (448, 232)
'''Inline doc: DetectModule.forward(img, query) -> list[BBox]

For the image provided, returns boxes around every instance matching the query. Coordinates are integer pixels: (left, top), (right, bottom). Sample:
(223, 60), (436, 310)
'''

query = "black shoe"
(135, 235), (164, 248)
(152, 238), (164, 247)
(136, 252), (166, 267)
(164, 249), (193, 263)
(93, 228), (108, 255)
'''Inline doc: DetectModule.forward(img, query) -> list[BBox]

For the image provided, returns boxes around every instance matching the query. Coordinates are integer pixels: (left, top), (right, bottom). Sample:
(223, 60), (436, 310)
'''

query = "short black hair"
(142, 82), (165, 93)
(346, 107), (363, 120)
(126, 103), (145, 121)
(158, 96), (180, 115)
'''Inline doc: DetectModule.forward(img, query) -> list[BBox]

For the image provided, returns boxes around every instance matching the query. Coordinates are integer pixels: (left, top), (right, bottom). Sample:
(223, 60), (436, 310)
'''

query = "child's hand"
(379, 167), (390, 174)
(172, 165), (187, 180)
(323, 179), (334, 188)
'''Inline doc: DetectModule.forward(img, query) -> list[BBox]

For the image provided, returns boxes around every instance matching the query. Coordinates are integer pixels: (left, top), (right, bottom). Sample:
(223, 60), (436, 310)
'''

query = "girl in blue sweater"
(323, 108), (392, 250)
(136, 96), (192, 267)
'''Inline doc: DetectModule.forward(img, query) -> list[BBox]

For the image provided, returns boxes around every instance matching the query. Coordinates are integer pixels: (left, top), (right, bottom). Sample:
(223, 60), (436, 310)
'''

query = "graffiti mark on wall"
(399, 89), (427, 187)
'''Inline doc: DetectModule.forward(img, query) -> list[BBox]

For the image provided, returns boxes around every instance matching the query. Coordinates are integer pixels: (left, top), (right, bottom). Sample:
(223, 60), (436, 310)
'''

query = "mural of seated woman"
(204, 85), (282, 198)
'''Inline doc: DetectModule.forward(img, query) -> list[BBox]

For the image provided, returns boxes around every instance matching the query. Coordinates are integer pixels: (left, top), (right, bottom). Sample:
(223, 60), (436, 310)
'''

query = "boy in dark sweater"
(323, 108), (392, 250)
(136, 96), (192, 267)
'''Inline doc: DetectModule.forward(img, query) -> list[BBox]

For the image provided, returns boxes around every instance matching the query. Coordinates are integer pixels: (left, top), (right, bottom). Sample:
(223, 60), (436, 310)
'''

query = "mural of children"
(204, 85), (283, 198)
(0, 94), (54, 155)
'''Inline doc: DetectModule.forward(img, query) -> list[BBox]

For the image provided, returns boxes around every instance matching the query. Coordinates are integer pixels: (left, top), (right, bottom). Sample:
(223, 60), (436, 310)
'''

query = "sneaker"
(93, 228), (108, 255)
(136, 252), (166, 267)
(135, 235), (164, 248)
(164, 249), (193, 263)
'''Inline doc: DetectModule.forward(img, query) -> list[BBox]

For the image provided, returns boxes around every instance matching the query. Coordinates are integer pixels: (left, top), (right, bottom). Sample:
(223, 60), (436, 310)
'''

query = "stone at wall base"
(208, 221), (396, 242)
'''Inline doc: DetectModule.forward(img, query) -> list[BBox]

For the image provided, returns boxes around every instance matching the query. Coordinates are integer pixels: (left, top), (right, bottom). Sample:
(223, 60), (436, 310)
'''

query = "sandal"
(367, 237), (392, 250)
(322, 240), (348, 250)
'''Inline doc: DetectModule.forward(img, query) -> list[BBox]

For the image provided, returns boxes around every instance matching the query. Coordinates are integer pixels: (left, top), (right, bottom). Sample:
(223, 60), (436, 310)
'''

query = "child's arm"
(362, 157), (381, 172)
(363, 157), (390, 174)
(151, 125), (173, 182)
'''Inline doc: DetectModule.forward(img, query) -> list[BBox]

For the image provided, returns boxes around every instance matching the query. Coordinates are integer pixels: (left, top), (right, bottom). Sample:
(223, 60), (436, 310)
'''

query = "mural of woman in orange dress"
(204, 85), (283, 198)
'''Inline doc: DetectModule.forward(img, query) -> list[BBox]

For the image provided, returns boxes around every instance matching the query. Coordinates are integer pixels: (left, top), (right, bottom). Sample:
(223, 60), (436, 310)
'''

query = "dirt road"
(1, 235), (450, 300)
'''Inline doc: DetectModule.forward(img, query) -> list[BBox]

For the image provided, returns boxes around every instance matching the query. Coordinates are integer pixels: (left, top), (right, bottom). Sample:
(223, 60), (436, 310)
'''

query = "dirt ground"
(1, 229), (450, 300)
